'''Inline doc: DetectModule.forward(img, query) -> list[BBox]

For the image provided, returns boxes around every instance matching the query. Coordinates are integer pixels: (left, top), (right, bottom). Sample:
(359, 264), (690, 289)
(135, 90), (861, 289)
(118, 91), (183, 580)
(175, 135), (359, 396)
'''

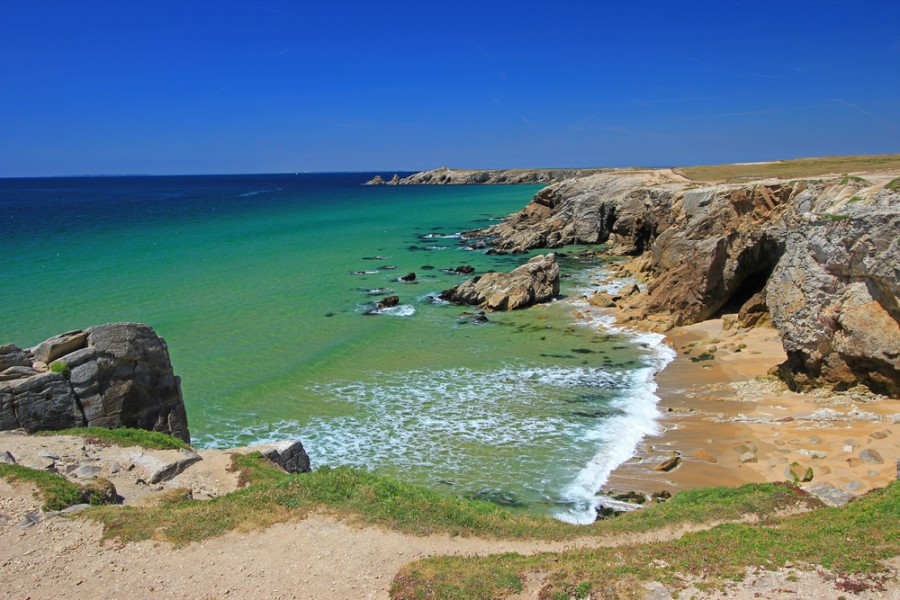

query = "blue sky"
(1, 1), (898, 176)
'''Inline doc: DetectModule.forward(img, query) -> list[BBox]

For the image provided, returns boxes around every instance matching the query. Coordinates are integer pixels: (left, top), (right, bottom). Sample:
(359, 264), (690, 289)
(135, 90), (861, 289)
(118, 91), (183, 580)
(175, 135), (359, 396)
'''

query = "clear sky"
(1, 1), (898, 176)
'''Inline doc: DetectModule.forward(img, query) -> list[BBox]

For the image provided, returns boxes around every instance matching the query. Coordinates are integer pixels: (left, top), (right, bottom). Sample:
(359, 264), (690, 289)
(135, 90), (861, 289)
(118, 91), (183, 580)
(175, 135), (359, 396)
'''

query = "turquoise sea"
(0, 173), (671, 523)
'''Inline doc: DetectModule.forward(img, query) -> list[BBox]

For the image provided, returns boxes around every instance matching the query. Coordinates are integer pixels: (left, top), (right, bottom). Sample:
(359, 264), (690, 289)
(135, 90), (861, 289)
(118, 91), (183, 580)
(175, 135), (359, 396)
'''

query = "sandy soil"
(607, 319), (900, 501)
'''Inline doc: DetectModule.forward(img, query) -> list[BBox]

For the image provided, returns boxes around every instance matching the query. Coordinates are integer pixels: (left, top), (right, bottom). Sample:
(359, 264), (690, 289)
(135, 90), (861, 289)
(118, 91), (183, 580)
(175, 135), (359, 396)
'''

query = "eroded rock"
(0, 323), (191, 443)
(440, 254), (560, 311)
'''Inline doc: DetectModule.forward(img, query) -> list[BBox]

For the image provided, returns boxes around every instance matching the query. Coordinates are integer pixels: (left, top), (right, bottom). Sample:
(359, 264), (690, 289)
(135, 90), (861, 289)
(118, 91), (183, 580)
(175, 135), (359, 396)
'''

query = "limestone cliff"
(0, 323), (191, 442)
(464, 170), (900, 395)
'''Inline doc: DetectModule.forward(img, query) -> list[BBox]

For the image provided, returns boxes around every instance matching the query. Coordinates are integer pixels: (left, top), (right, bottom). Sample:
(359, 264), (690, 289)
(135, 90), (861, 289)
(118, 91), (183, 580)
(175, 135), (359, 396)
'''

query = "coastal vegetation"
(38, 427), (191, 451)
(70, 454), (816, 547)
(677, 153), (900, 182)
(392, 481), (900, 599)
(0, 463), (116, 511)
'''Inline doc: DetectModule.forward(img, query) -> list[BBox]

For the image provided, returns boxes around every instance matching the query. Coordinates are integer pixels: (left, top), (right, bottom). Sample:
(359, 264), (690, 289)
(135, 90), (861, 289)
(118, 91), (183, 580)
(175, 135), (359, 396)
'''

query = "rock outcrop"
(767, 211), (900, 396)
(0, 323), (190, 443)
(258, 440), (311, 474)
(440, 254), (560, 310)
(460, 168), (900, 394)
(368, 166), (612, 186)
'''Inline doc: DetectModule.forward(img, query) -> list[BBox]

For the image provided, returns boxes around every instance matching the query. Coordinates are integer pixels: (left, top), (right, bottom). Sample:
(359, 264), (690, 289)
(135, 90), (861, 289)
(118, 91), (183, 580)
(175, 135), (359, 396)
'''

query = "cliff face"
(367, 167), (613, 186)
(470, 170), (900, 395)
(0, 323), (191, 442)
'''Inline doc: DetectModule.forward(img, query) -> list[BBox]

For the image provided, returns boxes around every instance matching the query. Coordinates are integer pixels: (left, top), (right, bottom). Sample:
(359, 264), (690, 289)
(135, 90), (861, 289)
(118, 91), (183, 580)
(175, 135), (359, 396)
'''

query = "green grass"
(80, 454), (816, 547)
(392, 481), (900, 599)
(38, 427), (190, 450)
(886, 177), (900, 190)
(48, 361), (69, 377)
(839, 175), (868, 185)
(847, 195), (863, 204)
(0, 463), (116, 510)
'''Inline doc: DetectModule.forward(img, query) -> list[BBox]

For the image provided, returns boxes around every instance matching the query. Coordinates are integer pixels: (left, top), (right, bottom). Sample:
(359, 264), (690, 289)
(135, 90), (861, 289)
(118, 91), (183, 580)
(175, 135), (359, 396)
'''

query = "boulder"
(131, 449), (203, 484)
(0, 323), (191, 443)
(400, 272), (416, 282)
(259, 440), (311, 474)
(440, 254), (560, 311)
(30, 330), (89, 364)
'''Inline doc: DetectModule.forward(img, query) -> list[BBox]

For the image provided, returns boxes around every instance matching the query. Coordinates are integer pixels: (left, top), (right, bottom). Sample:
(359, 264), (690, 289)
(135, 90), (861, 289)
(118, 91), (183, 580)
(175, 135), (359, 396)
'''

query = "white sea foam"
(194, 364), (636, 508)
(553, 264), (676, 524)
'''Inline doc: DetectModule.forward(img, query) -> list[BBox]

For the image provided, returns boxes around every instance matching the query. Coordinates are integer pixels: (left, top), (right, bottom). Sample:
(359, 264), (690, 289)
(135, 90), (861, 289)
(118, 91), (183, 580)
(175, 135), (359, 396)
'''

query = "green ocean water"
(0, 174), (669, 521)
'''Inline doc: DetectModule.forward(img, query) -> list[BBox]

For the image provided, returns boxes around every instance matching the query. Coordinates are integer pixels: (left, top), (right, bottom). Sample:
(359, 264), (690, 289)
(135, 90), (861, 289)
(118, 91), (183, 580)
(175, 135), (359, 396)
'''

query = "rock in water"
(377, 296), (400, 309)
(0, 323), (191, 443)
(441, 254), (560, 311)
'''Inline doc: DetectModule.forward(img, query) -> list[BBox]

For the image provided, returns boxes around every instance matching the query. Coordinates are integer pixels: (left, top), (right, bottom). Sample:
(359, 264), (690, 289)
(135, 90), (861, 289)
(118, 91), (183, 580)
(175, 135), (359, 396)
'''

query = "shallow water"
(0, 173), (668, 521)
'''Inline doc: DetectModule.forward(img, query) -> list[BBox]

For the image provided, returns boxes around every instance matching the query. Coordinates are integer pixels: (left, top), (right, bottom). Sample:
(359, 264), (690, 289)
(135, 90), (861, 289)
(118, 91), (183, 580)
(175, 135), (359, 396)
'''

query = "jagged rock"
(259, 440), (311, 474)
(400, 272), (416, 282)
(767, 211), (900, 395)
(736, 292), (770, 328)
(365, 175), (386, 185)
(131, 449), (202, 484)
(440, 254), (560, 311)
(462, 169), (899, 394)
(391, 167), (606, 186)
(0, 323), (191, 443)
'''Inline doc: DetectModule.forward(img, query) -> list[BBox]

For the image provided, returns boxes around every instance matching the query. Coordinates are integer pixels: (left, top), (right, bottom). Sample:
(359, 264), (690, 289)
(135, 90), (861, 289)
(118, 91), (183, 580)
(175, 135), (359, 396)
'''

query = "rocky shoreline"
(365, 166), (613, 186)
(456, 167), (900, 396)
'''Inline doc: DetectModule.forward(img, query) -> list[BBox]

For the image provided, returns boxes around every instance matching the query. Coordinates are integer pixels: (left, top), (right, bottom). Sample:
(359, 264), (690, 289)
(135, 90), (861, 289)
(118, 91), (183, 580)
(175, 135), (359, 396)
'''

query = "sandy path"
(0, 477), (750, 600)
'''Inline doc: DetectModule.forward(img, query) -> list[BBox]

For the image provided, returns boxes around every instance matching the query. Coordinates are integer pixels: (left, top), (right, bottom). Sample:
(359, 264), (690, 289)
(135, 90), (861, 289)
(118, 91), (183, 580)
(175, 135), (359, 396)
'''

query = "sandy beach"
(607, 318), (900, 499)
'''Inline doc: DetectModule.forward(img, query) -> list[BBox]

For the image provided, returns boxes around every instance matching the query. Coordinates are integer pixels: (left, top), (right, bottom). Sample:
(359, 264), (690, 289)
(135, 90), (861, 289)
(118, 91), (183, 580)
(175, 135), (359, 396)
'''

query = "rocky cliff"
(466, 170), (900, 395)
(366, 166), (612, 186)
(0, 323), (191, 442)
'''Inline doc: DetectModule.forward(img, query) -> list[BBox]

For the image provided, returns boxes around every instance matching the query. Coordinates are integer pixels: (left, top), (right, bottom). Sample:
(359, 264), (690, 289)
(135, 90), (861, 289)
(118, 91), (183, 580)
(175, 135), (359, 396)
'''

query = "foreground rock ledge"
(440, 253), (560, 310)
(0, 323), (190, 443)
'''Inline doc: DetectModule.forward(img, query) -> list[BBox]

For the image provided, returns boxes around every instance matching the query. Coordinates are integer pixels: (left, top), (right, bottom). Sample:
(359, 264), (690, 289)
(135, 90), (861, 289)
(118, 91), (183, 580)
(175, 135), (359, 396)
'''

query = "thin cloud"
(830, 98), (887, 124)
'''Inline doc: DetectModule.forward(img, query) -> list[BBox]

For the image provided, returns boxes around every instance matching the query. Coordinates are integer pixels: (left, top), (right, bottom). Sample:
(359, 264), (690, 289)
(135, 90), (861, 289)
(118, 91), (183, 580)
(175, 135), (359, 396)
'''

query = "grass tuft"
(38, 427), (190, 450)
(0, 463), (117, 511)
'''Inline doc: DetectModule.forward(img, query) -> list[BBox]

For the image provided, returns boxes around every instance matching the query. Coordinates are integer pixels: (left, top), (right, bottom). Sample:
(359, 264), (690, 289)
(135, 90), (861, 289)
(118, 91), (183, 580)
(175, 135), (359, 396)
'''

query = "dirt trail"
(1, 474), (746, 600)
